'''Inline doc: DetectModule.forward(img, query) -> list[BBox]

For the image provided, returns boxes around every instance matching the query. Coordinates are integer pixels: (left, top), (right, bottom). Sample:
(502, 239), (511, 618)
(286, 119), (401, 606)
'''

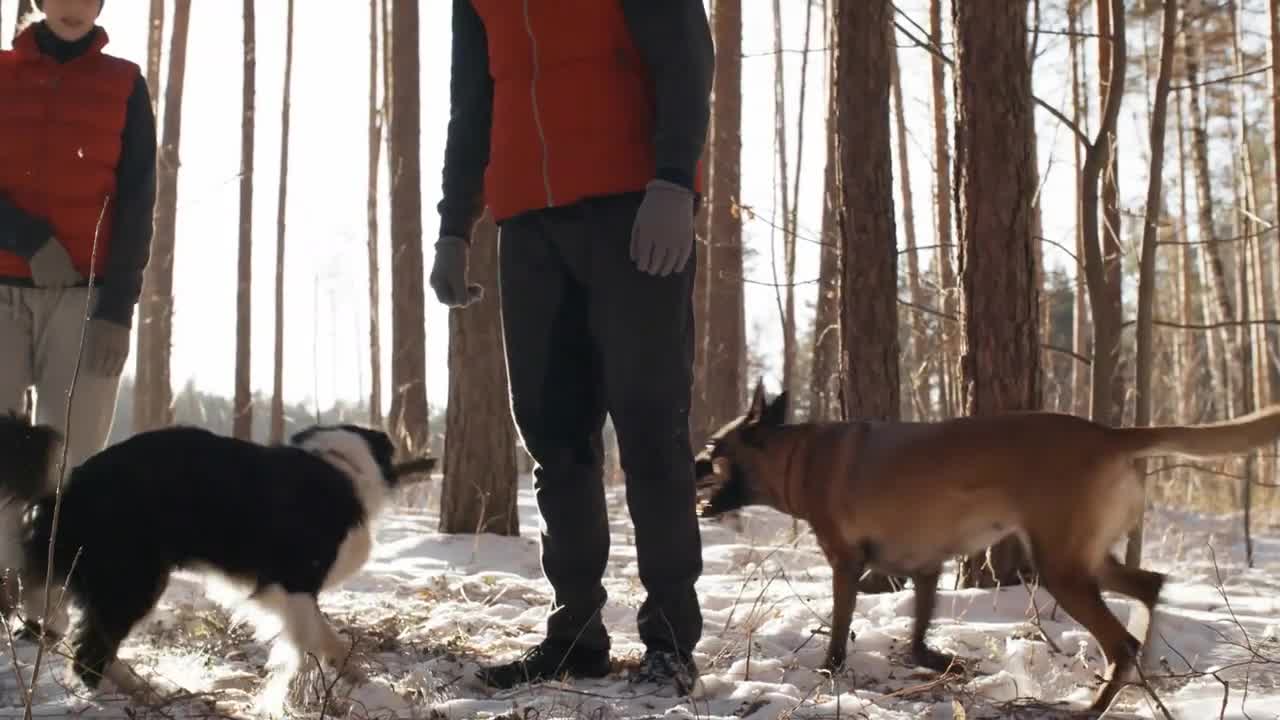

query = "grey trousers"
(0, 285), (124, 476)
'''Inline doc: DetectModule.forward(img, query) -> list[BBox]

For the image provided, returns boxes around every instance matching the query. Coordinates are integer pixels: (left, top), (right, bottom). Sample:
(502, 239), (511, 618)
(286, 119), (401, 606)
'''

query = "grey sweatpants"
(0, 285), (123, 475)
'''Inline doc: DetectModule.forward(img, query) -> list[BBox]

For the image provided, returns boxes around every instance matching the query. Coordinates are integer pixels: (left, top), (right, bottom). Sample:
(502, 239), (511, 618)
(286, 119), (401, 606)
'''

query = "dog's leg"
(821, 552), (865, 673)
(1097, 554), (1166, 669)
(278, 592), (365, 682)
(16, 583), (70, 642)
(1041, 569), (1139, 714)
(907, 571), (957, 673)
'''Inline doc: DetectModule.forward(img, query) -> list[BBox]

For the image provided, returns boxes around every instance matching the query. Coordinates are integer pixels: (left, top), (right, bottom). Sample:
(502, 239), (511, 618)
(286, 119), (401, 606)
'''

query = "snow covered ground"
(1, 475), (1277, 719)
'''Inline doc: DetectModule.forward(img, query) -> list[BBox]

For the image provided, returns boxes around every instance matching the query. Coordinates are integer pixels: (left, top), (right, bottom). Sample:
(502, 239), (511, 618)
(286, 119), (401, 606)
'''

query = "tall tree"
(1077, 0), (1127, 430)
(440, 213), (519, 536)
(954, 0), (1040, 587)
(366, 0), (385, 429)
(1270, 0), (1280, 405)
(232, 0), (256, 441)
(808, 0), (840, 423)
(137, 0), (192, 432)
(929, 0), (958, 419)
(1129, 0), (1179, 567)
(705, 0), (746, 430)
(133, 0), (166, 430)
(891, 43), (925, 420)
(269, 0), (296, 444)
(835, 0), (898, 425)
(1069, 0), (1091, 419)
(387, 0), (430, 458)
(835, 0), (900, 595)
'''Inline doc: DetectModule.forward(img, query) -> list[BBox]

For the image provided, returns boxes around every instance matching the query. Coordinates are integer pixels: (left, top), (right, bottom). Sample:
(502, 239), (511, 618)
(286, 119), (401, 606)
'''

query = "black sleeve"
(93, 74), (157, 329)
(620, 0), (715, 192)
(436, 0), (493, 242)
(0, 193), (53, 259)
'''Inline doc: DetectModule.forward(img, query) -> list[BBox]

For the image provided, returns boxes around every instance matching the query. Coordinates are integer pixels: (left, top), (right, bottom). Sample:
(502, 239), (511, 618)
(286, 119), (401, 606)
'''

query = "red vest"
(0, 26), (137, 280)
(469, 0), (703, 222)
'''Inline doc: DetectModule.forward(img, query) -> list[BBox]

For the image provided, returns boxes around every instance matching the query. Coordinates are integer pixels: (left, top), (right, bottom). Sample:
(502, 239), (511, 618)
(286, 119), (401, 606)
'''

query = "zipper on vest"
(521, 0), (554, 208)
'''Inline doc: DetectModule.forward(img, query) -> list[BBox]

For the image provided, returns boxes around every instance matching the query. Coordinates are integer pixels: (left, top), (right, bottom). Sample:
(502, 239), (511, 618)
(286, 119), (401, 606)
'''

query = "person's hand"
(84, 318), (130, 377)
(630, 179), (695, 277)
(429, 235), (484, 308)
(28, 237), (84, 288)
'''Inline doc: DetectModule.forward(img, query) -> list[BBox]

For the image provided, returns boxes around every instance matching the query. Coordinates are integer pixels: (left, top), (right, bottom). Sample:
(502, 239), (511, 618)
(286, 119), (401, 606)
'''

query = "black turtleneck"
(0, 21), (157, 330)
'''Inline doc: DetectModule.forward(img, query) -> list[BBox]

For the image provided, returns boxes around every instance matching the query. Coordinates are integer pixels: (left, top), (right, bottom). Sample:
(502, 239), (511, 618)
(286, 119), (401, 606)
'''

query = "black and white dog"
(0, 413), (408, 697)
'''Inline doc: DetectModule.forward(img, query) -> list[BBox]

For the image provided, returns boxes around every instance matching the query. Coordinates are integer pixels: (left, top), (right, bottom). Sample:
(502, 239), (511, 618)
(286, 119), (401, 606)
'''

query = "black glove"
(429, 235), (484, 308)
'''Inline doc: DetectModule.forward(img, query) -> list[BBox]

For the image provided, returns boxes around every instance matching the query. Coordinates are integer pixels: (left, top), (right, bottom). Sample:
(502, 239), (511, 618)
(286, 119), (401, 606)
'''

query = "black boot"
(478, 640), (611, 689)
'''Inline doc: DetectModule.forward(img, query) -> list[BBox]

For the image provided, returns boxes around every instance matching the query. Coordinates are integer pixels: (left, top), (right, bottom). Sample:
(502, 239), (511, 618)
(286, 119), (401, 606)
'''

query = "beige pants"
(0, 286), (124, 634)
(0, 285), (124, 476)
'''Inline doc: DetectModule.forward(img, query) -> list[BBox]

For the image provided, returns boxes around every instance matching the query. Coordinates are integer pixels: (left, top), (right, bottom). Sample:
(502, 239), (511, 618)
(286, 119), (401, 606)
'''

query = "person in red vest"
(429, 0), (714, 695)
(0, 0), (155, 467)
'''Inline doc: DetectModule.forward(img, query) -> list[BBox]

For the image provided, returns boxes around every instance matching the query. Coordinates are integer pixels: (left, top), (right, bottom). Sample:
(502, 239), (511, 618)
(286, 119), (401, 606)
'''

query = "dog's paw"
(911, 645), (964, 674)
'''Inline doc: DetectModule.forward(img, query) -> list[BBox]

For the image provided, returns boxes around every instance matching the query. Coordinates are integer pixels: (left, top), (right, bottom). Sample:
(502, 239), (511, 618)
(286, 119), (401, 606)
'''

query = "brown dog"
(694, 380), (1280, 714)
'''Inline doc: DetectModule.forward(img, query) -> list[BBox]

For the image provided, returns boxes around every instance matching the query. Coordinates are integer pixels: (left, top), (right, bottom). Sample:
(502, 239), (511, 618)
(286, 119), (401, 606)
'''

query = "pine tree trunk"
(140, 0), (192, 431)
(954, 0), (1040, 588)
(835, 0), (901, 595)
(133, 0), (166, 432)
(440, 212), (519, 535)
(366, 0), (384, 429)
(809, 0), (840, 423)
(270, 0), (296, 444)
(1271, 0), (1280, 405)
(891, 44), (925, 421)
(706, 0), (746, 430)
(387, 0), (429, 458)
(1174, 81), (1199, 423)
(1129, 0), (1178, 568)
(1069, 0), (1090, 419)
(233, 0), (256, 441)
(770, 0), (796, 423)
(1186, 27), (1240, 420)
(929, 0), (958, 419)
(690, 145), (710, 443)
(1084, 0), (1127, 429)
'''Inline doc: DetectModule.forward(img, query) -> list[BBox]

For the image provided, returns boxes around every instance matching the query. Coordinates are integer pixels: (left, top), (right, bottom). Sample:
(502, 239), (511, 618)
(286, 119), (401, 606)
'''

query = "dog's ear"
(746, 378), (768, 423)
(761, 391), (788, 427)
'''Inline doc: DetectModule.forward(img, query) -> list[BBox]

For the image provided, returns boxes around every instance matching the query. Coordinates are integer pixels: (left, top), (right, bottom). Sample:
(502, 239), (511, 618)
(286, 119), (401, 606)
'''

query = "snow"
(1, 476), (1277, 719)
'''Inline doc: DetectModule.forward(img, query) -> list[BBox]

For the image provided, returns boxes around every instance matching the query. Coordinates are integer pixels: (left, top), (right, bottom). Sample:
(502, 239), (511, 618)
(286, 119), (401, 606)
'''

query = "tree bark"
(233, 0), (256, 441)
(929, 0), (958, 419)
(1069, 0), (1091, 419)
(1174, 89), (1198, 423)
(891, 44), (925, 421)
(365, 0), (385, 429)
(706, 0), (746, 429)
(440, 212), (519, 536)
(690, 145), (710, 443)
(133, 0), (166, 432)
(269, 0), (296, 444)
(770, 0), (796, 423)
(138, 0), (192, 432)
(387, 0), (429, 458)
(1080, 0), (1127, 429)
(954, 0), (1041, 588)
(1129, 0), (1178, 568)
(809, 0), (840, 423)
(835, 0), (898, 425)
(1186, 21), (1239, 420)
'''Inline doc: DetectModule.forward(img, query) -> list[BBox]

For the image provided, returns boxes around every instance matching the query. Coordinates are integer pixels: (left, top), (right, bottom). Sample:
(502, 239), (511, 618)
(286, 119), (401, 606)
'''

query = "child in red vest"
(0, 0), (155, 468)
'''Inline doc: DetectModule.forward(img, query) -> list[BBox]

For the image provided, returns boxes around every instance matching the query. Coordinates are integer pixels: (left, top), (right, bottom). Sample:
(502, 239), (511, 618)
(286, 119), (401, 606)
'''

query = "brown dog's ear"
(746, 378), (768, 423)
(761, 391), (788, 426)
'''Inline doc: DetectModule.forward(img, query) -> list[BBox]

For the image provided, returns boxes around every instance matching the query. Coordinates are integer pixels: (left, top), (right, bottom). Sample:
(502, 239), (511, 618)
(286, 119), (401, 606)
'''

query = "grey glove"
(630, 179), (695, 277)
(28, 238), (84, 288)
(83, 318), (130, 377)
(429, 235), (484, 308)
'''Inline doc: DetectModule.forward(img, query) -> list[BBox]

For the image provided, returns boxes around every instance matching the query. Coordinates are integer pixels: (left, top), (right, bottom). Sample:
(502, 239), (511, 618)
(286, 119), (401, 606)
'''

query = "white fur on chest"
(323, 524), (373, 591)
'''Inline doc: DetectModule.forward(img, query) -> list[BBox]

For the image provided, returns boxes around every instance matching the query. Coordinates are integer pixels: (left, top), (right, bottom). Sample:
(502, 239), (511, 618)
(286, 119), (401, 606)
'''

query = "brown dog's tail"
(1118, 405), (1280, 459)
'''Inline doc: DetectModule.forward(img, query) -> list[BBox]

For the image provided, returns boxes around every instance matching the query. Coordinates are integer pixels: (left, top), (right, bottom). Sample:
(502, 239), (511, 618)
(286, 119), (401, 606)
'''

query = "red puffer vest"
(0, 25), (137, 280)
(469, 0), (703, 222)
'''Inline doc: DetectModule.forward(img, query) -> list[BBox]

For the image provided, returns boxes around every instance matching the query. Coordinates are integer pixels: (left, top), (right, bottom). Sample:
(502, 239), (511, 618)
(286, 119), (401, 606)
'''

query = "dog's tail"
(1117, 404), (1280, 460)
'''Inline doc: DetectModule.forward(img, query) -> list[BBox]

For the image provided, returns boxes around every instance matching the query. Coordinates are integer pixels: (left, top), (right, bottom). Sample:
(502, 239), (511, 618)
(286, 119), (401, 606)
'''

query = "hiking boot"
(477, 640), (611, 689)
(632, 649), (698, 695)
